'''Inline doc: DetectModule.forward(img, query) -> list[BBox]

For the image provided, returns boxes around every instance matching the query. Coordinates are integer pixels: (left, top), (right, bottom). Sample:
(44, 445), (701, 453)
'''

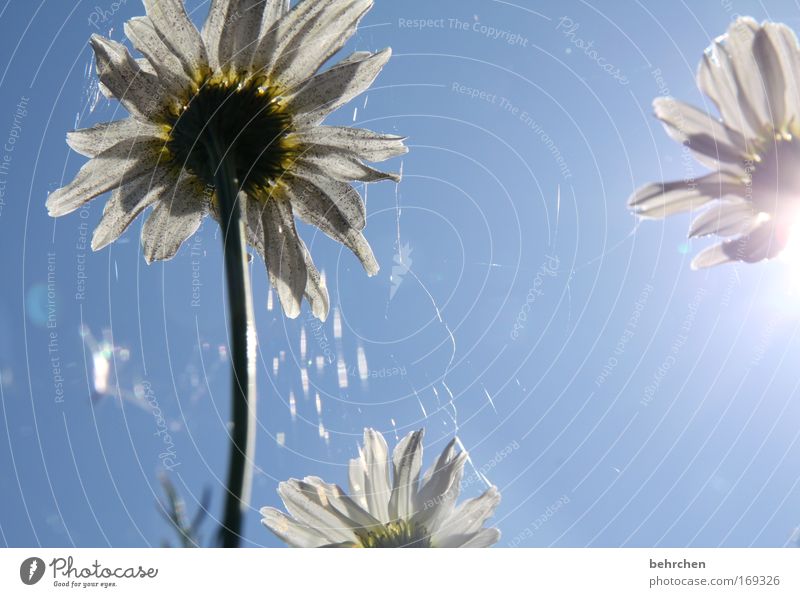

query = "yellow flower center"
(354, 520), (432, 548)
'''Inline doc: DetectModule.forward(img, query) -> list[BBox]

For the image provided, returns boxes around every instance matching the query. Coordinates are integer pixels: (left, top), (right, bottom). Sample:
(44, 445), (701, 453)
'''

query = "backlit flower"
(628, 17), (800, 269)
(47, 0), (406, 319)
(261, 428), (501, 547)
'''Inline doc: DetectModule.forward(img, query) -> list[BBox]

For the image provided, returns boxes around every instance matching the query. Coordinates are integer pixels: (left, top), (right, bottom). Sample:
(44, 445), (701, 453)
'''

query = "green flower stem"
(207, 137), (257, 548)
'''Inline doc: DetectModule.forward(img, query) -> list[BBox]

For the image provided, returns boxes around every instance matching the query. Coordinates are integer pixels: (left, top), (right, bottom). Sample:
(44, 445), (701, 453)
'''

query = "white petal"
(628, 171), (744, 218)
(301, 476), (381, 530)
(203, 0), (265, 72)
(762, 22), (800, 128)
(360, 428), (392, 523)
(691, 221), (786, 269)
(298, 150), (401, 183)
(286, 48), (392, 126)
(721, 18), (771, 134)
(348, 457), (368, 509)
(230, 0), (267, 72)
(690, 243), (732, 269)
(125, 17), (193, 96)
(388, 429), (424, 521)
(284, 175), (379, 275)
(688, 201), (757, 238)
(456, 527), (501, 548)
(90, 35), (166, 119)
(270, 0), (373, 91)
(260, 506), (329, 548)
(298, 238), (330, 321)
(92, 166), (174, 250)
(262, 198), (307, 318)
(46, 138), (164, 217)
(67, 118), (164, 158)
(262, 0), (289, 32)
(414, 451), (467, 532)
(292, 170), (366, 229)
(142, 0), (207, 76)
(435, 486), (501, 542)
(141, 173), (206, 262)
(277, 479), (357, 544)
(292, 126), (408, 162)
(752, 26), (786, 131)
(653, 97), (746, 170)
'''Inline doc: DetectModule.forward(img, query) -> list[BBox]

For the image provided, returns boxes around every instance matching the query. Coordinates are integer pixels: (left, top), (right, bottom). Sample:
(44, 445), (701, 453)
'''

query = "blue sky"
(2, 0), (800, 547)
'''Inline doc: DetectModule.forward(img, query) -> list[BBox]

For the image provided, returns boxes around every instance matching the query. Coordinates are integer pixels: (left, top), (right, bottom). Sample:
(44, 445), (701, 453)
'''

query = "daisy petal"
(628, 171), (744, 218)
(348, 457), (368, 509)
(46, 138), (164, 217)
(92, 166), (173, 251)
(292, 126), (408, 162)
(260, 506), (329, 548)
(141, 174), (206, 263)
(262, 0), (290, 32)
(262, 198), (307, 319)
(688, 201), (758, 238)
(90, 35), (166, 119)
(360, 428), (392, 523)
(299, 150), (401, 183)
(271, 0), (373, 92)
(302, 476), (381, 529)
(284, 175), (379, 275)
(414, 451), (467, 532)
(752, 26), (786, 130)
(653, 97), (746, 170)
(298, 238), (330, 321)
(388, 429), (424, 521)
(457, 527), (501, 548)
(125, 17), (193, 97)
(721, 18), (772, 134)
(142, 0), (207, 77)
(286, 48), (392, 126)
(691, 221), (786, 269)
(435, 486), (501, 541)
(204, 0), (265, 72)
(277, 479), (357, 544)
(67, 118), (164, 158)
(292, 170), (366, 229)
(762, 22), (800, 128)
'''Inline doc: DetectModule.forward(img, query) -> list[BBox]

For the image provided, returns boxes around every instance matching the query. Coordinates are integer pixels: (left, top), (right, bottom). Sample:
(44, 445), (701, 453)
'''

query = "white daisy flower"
(261, 428), (501, 547)
(628, 17), (800, 269)
(47, 0), (406, 320)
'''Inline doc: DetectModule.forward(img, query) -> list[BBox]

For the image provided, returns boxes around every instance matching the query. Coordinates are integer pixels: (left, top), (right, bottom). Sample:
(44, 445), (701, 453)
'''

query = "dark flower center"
(354, 520), (432, 548)
(166, 78), (298, 195)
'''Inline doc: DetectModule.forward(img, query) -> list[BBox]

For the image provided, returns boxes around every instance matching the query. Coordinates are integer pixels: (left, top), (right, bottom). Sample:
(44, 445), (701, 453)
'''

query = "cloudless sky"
(1, 0), (800, 547)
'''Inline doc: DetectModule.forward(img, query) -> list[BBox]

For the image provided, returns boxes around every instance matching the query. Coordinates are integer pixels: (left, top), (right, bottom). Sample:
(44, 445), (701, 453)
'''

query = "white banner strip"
(1, 548), (798, 595)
